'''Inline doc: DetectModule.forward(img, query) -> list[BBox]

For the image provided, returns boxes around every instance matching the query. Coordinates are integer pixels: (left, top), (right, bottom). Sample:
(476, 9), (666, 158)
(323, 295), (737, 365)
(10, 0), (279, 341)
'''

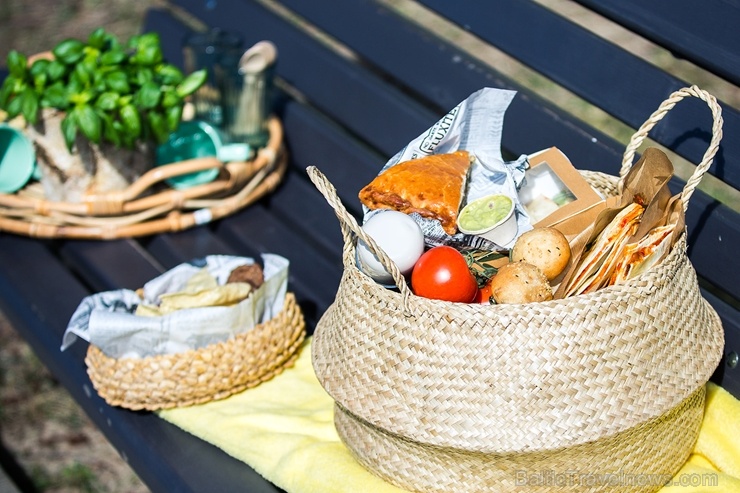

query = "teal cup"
(156, 120), (250, 189)
(0, 124), (37, 194)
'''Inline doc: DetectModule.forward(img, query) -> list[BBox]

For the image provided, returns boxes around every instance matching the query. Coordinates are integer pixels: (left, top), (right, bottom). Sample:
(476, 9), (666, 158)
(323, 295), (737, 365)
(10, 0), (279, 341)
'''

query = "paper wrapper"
(555, 148), (685, 298)
(61, 254), (289, 359)
(364, 87), (530, 250)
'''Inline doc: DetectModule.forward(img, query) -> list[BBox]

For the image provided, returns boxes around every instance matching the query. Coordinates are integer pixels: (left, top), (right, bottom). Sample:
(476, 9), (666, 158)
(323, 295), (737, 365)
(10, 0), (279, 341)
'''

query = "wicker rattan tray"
(0, 117), (286, 239)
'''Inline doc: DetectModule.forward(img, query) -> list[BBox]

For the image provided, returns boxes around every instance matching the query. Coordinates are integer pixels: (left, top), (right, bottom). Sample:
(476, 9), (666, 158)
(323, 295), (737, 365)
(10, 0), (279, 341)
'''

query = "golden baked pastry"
(358, 151), (473, 235)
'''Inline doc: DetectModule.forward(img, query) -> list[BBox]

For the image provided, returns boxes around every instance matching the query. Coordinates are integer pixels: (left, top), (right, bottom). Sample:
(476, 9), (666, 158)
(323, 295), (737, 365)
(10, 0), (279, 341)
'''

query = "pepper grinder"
(228, 41), (277, 149)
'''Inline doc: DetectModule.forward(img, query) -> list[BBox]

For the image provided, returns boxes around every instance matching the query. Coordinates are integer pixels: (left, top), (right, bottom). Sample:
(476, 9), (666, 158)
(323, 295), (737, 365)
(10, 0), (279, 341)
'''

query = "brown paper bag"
(554, 148), (676, 298)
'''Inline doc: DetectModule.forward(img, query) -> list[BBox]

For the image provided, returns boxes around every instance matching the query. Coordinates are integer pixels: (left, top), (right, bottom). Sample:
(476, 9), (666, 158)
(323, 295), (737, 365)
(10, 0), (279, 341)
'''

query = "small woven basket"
(0, 117), (286, 239)
(85, 291), (306, 411)
(306, 86), (725, 493)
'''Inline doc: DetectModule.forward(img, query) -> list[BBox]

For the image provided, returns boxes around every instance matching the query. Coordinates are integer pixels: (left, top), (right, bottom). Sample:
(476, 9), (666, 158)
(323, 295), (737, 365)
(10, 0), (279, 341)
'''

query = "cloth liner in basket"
(305, 86), (725, 493)
(63, 254), (306, 411)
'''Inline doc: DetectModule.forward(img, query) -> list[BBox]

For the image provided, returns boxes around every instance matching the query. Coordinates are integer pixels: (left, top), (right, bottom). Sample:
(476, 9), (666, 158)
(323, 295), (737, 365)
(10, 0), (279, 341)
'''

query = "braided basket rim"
(86, 291), (306, 411)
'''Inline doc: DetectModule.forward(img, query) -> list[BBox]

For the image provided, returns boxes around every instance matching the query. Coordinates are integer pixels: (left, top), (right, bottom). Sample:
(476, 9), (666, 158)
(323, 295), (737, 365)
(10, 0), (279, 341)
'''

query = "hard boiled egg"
(357, 210), (425, 285)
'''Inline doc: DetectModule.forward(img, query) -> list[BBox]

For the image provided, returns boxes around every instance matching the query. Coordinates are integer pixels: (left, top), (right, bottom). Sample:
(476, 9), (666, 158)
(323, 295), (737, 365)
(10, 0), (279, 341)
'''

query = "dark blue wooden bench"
(0, 1), (738, 491)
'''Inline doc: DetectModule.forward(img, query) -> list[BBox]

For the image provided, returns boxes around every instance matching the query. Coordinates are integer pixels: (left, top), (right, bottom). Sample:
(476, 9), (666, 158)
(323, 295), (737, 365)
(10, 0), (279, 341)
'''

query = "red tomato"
(410, 246), (479, 302)
(475, 280), (494, 304)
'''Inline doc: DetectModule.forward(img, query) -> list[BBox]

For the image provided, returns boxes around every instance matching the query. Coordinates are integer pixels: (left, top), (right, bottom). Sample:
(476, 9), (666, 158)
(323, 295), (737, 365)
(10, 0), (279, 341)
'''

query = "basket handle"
(306, 166), (415, 311)
(620, 85), (723, 211)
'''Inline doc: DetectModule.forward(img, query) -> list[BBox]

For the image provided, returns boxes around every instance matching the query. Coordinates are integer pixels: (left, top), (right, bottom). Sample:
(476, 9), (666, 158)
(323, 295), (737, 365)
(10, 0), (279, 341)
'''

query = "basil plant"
(0, 28), (206, 151)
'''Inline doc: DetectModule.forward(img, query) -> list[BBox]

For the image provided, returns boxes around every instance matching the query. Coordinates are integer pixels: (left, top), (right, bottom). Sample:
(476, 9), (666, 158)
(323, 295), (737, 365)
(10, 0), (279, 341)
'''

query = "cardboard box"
(520, 147), (603, 227)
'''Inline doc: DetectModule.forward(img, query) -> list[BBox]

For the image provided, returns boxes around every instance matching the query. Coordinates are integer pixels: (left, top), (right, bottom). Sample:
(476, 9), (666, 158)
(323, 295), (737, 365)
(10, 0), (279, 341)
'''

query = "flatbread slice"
(563, 202), (644, 296)
(358, 151), (473, 235)
(609, 224), (674, 285)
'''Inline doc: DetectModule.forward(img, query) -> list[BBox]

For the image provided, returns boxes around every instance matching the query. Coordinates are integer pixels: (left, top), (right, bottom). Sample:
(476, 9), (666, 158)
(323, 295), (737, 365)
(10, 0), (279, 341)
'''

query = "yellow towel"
(159, 340), (740, 492)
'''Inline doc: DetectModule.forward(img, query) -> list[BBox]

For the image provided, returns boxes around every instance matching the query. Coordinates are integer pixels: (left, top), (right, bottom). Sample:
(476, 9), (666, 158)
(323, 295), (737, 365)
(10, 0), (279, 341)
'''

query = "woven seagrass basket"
(85, 291), (306, 411)
(0, 116), (286, 239)
(306, 86), (725, 493)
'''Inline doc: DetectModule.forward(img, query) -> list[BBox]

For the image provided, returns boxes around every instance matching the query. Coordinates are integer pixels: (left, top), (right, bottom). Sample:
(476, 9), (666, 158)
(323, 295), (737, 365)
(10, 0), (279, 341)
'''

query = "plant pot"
(26, 108), (154, 203)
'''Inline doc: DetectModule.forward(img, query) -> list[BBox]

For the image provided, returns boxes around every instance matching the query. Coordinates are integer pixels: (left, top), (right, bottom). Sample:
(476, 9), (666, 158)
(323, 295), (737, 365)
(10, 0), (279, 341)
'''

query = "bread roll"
(510, 227), (571, 281)
(489, 262), (553, 304)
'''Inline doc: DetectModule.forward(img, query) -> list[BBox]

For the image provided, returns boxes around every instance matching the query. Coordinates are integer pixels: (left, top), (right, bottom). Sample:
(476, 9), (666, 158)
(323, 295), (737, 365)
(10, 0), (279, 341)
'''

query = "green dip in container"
(457, 193), (518, 245)
(458, 194), (513, 231)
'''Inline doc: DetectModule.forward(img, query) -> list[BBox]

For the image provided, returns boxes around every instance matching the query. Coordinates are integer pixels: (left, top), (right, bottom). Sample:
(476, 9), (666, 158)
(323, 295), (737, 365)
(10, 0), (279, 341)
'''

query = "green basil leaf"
(147, 111), (170, 144)
(176, 70), (207, 98)
(111, 119), (133, 148)
(126, 34), (141, 50)
(100, 112), (121, 147)
(29, 59), (50, 78)
(66, 76), (84, 97)
(32, 71), (48, 91)
(156, 64), (183, 85)
(60, 112), (78, 152)
(5, 94), (23, 119)
(137, 32), (160, 49)
(0, 79), (13, 107)
(46, 60), (67, 82)
(69, 89), (92, 106)
(95, 91), (119, 111)
(7, 51), (28, 78)
(105, 71), (130, 93)
(135, 67), (154, 86)
(74, 62), (92, 86)
(75, 104), (102, 143)
(93, 74), (108, 94)
(52, 39), (86, 65)
(107, 35), (122, 51)
(87, 28), (108, 50)
(119, 104), (141, 138)
(111, 119), (125, 135)
(41, 82), (69, 109)
(20, 87), (39, 124)
(136, 81), (161, 109)
(166, 105), (183, 132)
(134, 44), (162, 66)
(161, 88), (181, 109)
(100, 47), (126, 66)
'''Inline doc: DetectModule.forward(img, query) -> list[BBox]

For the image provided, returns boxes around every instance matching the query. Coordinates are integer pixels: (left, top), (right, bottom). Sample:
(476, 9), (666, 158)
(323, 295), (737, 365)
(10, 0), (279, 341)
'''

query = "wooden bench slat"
(59, 240), (163, 291)
(574, 0), (740, 86)
(706, 289), (740, 398)
(684, 195), (740, 303)
(258, 171), (346, 260)
(168, 0), (437, 160)
(0, 236), (90, 349)
(146, 228), (241, 269)
(418, 0), (740, 192)
(215, 207), (343, 326)
(279, 101), (386, 214)
(172, 0), (627, 173)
